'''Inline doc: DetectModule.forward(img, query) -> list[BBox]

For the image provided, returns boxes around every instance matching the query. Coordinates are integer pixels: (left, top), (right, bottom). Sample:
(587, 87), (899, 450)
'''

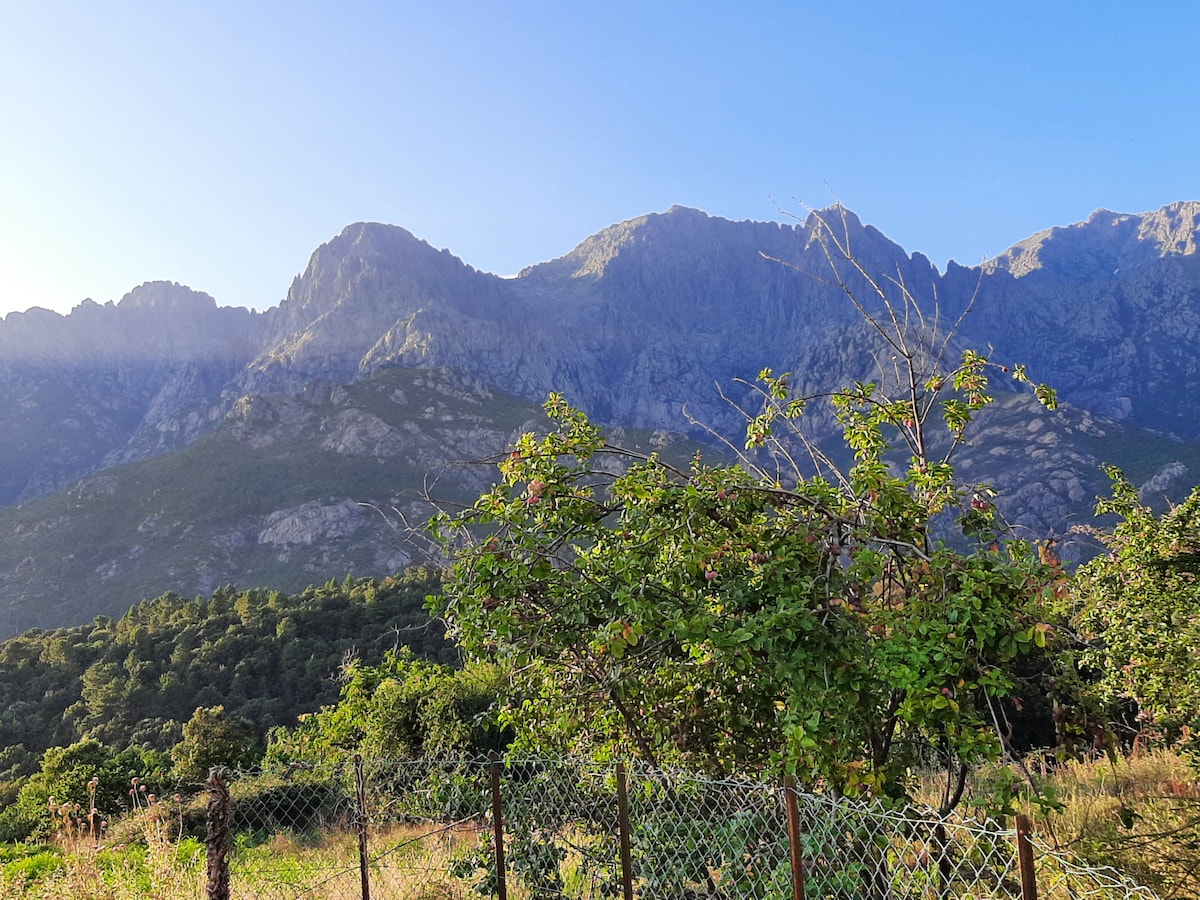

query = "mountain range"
(2, 201), (1199, 635)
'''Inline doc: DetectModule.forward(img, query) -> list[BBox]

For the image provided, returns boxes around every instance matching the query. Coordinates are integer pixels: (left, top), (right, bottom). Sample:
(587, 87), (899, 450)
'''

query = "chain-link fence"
(173, 756), (1160, 900)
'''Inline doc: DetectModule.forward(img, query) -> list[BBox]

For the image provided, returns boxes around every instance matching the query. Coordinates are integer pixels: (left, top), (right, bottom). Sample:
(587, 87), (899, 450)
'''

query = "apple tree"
(429, 214), (1064, 807)
(1072, 469), (1200, 752)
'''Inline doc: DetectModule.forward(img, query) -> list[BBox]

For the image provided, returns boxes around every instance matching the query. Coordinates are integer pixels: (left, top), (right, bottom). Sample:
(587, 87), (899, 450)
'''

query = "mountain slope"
(947, 201), (1200, 435)
(3, 202), (1200, 634)
(0, 282), (265, 505)
(0, 368), (533, 634)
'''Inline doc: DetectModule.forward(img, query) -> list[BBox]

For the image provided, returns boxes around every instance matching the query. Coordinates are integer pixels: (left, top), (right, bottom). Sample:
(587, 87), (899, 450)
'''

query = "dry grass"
(227, 821), (481, 900)
(1019, 749), (1200, 899)
(0, 810), (501, 900)
(12, 760), (1193, 900)
(0, 820), (482, 900)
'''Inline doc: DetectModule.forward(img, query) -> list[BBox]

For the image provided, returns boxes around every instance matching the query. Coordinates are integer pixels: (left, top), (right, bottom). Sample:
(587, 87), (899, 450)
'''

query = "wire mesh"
(193, 757), (1161, 900)
(1030, 835), (1162, 900)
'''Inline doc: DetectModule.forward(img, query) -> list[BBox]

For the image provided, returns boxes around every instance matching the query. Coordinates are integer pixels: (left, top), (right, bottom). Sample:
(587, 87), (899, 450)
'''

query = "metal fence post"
(355, 754), (371, 900)
(490, 752), (508, 900)
(782, 775), (807, 900)
(205, 767), (232, 900)
(616, 762), (635, 900)
(1016, 814), (1038, 900)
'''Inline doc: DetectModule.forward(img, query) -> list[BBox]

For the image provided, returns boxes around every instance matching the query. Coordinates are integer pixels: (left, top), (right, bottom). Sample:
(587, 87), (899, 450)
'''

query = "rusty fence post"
(490, 752), (508, 900)
(616, 762), (635, 900)
(355, 754), (372, 900)
(1015, 814), (1038, 900)
(205, 767), (232, 900)
(782, 775), (807, 900)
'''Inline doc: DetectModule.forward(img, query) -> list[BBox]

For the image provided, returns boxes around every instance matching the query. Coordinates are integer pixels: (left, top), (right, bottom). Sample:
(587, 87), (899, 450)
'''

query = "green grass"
(0, 845), (63, 883)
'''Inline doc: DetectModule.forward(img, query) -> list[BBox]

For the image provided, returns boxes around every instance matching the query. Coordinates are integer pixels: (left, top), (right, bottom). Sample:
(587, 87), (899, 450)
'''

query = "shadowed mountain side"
(0, 369), (528, 634)
(0, 283), (266, 505)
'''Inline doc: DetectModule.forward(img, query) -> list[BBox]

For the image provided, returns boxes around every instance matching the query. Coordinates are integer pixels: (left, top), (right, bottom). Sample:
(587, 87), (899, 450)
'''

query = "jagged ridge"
(2, 201), (1200, 632)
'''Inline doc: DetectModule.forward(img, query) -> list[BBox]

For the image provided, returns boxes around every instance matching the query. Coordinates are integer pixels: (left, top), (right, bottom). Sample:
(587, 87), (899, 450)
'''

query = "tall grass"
(1021, 749), (1200, 899)
(0, 819), (479, 900)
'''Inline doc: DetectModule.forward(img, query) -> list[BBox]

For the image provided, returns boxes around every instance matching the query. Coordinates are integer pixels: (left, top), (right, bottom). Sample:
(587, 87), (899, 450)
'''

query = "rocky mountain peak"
(239, 222), (520, 396)
(985, 201), (1200, 280)
(1134, 200), (1200, 255)
(116, 280), (220, 314)
(0, 281), (262, 366)
(6, 202), (1200, 633)
(320, 221), (462, 270)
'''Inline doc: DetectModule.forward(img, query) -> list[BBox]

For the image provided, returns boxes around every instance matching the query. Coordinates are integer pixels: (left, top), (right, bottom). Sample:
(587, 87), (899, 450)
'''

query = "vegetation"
(3, 222), (1200, 895)
(430, 214), (1067, 810)
(1073, 471), (1200, 752)
(264, 649), (511, 765)
(0, 569), (448, 839)
(1016, 749), (1200, 899)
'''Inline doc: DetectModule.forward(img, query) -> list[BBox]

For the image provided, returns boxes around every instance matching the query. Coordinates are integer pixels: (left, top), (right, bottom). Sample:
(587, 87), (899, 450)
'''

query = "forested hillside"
(0, 569), (446, 783)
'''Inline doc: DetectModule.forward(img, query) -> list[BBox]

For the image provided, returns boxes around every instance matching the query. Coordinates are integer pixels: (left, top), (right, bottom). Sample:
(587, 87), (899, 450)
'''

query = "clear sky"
(1, 1), (1197, 318)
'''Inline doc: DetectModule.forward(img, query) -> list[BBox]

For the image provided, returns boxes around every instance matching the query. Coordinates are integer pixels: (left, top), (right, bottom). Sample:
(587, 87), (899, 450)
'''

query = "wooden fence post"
(205, 767), (232, 900)
(490, 752), (508, 900)
(782, 775), (807, 900)
(616, 762), (635, 900)
(355, 754), (371, 900)
(1015, 814), (1038, 900)
(934, 821), (951, 899)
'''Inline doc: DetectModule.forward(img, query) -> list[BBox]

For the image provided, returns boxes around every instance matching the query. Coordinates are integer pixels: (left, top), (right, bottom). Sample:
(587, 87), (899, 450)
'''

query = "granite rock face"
(5, 202), (1200, 501)
(945, 201), (1200, 435)
(3, 202), (1200, 631)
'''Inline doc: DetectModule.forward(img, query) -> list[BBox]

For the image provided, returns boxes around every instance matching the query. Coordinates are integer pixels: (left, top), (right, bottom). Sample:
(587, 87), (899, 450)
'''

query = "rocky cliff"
(3, 202), (1200, 633)
(947, 201), (1200, 436)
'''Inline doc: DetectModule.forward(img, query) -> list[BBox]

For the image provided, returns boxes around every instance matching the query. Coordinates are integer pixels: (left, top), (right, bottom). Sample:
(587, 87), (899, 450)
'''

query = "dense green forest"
(0, 570), (448, 812)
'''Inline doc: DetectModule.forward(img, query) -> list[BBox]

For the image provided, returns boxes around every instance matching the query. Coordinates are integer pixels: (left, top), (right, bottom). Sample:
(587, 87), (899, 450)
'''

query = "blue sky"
(1, 2), (1197, 317)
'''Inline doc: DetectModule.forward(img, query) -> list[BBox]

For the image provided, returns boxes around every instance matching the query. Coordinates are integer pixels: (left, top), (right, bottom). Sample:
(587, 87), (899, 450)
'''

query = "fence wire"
(1029, 835), (1161, 900)
(200, 757), (1159, 900)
